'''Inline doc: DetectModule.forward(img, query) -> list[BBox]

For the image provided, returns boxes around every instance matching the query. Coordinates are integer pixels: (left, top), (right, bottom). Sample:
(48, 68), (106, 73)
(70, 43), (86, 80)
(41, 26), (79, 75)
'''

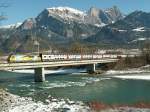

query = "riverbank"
(104, 65), (150, 80)
(0, 88), (16, 112)
(0, 89), (91, 112)
(1, 89), (150, 112)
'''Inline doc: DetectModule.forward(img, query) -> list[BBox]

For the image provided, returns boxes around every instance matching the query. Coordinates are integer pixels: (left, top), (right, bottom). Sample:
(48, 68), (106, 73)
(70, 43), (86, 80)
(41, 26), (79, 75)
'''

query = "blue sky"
(1, 0), (150, 25)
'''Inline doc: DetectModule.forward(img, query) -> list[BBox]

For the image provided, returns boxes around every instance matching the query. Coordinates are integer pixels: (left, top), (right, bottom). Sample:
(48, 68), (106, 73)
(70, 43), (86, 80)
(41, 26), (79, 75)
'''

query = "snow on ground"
(95, 23), (106, 27)
(3, 93), (90, 112)
(111, 75), (150, 80)
(2, 89), (150, 112)
(105, 69), (148, 75)
(7, 69), (86, 74)
(118, 29), (127, 32)
(130, 37), (147, 43)
(105, 65), (150, 80)
(132, 27), (145, 32)
(3, 92), (150, 112)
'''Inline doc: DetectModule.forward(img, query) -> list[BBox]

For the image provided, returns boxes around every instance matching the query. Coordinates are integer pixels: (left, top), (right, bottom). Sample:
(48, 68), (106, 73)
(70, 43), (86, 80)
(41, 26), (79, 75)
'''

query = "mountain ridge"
(85, 11), (150, 48)
(1, 6), (150, 53)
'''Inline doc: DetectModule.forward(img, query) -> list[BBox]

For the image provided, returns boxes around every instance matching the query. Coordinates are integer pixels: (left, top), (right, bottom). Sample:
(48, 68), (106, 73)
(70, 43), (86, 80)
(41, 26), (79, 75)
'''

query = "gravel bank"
(0, 89), (91, 112)
(0, 89), (15, 112)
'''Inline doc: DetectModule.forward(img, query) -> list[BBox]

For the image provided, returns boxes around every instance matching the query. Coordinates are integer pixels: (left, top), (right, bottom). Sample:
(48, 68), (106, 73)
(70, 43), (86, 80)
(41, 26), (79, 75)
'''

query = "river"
(0, 68), (150, 111)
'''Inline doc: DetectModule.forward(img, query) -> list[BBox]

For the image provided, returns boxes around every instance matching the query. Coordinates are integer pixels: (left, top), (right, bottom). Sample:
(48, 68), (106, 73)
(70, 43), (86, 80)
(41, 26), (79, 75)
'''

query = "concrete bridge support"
(87, 64), (96, 74)
(34, 67), (45, 82)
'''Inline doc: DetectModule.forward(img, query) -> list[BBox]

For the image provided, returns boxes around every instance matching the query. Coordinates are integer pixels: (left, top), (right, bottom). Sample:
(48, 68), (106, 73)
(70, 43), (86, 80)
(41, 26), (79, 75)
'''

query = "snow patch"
(111, 21), (115, 24)
(106, 70), (146, 75)
(105, 65), (150, 80)
(7, 95), (90, 112)
(130, 38), (147, 43)
(7, 69), (85, 74)
(118, 29), (127, 32)
(111, 75), (150, 80)
(47, 7), (85, 15)
(0, 22), (22, 29)
(46, 7), (86, 21)
(95, 23), (106, 27)
(132, 27), (145, 32)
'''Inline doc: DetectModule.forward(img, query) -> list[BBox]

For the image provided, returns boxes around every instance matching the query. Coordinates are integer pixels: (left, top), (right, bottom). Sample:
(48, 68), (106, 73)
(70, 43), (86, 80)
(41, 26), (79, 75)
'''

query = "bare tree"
(141, 40), (150, 64)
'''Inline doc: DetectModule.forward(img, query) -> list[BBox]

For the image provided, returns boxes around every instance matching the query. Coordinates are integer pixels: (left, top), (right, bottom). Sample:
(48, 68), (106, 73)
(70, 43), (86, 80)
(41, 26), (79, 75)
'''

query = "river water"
(1, 69), (150, 111)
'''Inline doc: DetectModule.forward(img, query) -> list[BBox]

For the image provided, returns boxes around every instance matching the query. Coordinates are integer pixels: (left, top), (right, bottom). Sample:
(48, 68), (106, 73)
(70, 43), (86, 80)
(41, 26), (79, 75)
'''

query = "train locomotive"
(7, 54), (41, 63)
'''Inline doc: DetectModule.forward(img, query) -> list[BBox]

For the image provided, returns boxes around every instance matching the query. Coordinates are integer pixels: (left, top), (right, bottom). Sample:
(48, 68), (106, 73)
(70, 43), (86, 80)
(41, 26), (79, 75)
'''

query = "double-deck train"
(7, 53), (134, 63)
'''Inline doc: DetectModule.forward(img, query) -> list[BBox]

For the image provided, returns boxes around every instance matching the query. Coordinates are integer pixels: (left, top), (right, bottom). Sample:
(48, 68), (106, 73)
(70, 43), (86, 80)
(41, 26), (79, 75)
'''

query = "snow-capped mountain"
(46, 7), (86, 22)
(34, 6), (99, 39)
(0, 6), (125, 53)
(1, 6), (123, 31)
(36, 6), (123, 27)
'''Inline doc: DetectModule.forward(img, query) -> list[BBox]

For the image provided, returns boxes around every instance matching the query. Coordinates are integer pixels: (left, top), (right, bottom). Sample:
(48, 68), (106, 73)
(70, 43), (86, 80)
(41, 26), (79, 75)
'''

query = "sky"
(0, 0), (150, 25)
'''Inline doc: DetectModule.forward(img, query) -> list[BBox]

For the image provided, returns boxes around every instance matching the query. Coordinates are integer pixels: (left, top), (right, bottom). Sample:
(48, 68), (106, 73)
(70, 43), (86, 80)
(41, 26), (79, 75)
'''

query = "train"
(7, 53), (135, 63)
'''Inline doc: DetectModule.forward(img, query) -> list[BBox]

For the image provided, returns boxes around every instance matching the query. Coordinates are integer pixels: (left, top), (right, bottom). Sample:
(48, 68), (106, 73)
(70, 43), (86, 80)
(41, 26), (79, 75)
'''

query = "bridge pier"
(34, 67), (45, 82)
(87, 64), (96, 74)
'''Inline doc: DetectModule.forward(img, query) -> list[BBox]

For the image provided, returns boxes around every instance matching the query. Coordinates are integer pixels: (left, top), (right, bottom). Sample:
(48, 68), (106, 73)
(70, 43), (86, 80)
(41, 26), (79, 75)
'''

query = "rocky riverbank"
(0, 89), (91, 112)
(0, 89), (14, 112)
(1, 89), (150, 112)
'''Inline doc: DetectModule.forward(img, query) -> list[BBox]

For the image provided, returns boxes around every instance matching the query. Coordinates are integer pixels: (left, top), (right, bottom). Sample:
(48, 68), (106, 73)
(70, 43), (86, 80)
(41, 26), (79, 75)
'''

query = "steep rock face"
(85, 7), (103, 25)
(19, 18), (36, 30)
(105, 6), (123, 22)
(86, 6), (123, 26)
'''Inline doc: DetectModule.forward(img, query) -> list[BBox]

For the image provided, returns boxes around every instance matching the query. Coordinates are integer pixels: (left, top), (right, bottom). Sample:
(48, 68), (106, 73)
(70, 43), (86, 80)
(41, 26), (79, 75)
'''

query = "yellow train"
(7, 54), (41, 63)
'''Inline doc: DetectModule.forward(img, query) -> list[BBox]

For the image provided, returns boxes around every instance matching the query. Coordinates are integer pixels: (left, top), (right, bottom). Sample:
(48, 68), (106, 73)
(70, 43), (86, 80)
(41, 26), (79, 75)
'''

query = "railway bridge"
(0, 59), (118, 82)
